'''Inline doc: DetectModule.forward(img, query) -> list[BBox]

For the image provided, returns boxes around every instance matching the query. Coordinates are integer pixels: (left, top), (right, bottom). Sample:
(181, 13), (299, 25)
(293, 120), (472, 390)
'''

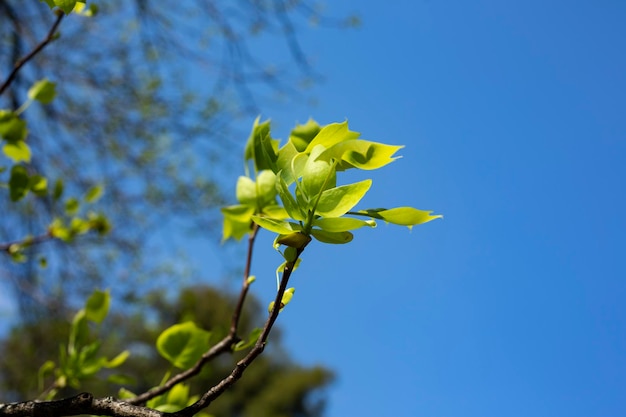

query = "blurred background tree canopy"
(0, 0), (356, 318)
(0, 0), (356, 413)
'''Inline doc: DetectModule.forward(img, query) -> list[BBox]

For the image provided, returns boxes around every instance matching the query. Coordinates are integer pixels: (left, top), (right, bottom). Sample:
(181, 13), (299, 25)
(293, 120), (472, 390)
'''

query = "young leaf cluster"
(38, 290), (129, 401)
(222, 118), (442, 253)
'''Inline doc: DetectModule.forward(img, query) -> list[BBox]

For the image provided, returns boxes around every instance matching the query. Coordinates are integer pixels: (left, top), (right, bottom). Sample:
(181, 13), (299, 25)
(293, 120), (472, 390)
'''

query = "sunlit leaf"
(103, 350), (130, 368)
(320, 140), (403, 170)
(233, 328), (262, 351)
(29, 175), (48, 196)
(221, 205), (254, 241)
(301, 144), (336, 199)
(313, 217), (376, 232)
(3, 141), (31, 163)
(289, 118), (321, 152)
(85, 289), (110, 324)
(276, 175), (304, 221)
(244, 117), (277, 174)
(355, 207), (443, 228)
(251, 216), (302, 235)
(235, 176), (256, 205)
(276, 140), (299, 183)
(156, 322), (211, 370)
(28, 79), (57, 104)
(85, 184), (104, 203)
(305, 120), (359, 153)
(315, 179), (372, 217)
(255, 170), (277, 207)
(310, 229), (353, 244)
(275, 232), (311, 249)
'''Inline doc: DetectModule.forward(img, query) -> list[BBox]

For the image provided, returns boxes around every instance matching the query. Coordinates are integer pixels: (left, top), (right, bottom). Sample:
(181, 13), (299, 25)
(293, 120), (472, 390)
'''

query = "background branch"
(0, 11), (63, 96)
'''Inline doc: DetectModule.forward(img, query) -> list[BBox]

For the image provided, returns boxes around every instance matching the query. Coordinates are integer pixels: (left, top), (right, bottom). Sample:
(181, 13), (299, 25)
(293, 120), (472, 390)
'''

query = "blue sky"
(221, 1), (626, 416)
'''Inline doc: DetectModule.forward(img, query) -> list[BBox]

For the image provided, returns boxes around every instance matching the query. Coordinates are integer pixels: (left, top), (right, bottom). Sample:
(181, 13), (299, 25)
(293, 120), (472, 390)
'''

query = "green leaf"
(28, 79), (57, 104)
(301, 144), (336, 200)
(0, 111), (28, 143)
(3, 141), (31, 163)
(255, 170), (277, 207)
(251, 216), (302, 235)
(276, 140), (299, 183)
(53, 178), (64, 200)
(289, 119), (321, 152)
(29, 174), (48, 196)
(275, 232), (311, 249)
(221, 205), (254, 241)
(244, 117), (277, 173)
(233, 328), (262, 352)
(276, 175), (305, 221)
(85, 184), (104, 203)
(156, 322), (211, 370)
(236, 176), (256, 205)
(310, 229), (353, 244)
(9, 165), (29, 201)
(65, 197), (80, 216)
(53, 0), (79, 14)
(103, 350), (130, 368)
(268, 287), (295, 313)
(85, 289), (110, 324)
(321, 140), (403, 171)
(304, 120), (359, 153)
(313, 217), (376, 232)
(315, 179), (372, 217)
(377, 207), (443, 228)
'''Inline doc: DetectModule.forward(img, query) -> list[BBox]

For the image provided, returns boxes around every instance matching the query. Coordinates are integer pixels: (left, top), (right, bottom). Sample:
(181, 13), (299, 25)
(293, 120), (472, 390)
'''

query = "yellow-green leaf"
(3, 141), (31, 163)
(28, 79), (57, 104)
(315, 179), (372, 217)
(313, 217), (376, 232)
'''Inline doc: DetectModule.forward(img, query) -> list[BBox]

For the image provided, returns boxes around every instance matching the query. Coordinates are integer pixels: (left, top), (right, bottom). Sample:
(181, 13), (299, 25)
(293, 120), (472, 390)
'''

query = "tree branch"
(0, 244), (307, 417)
(0, 10), (64, 97)
(127, 224), (260, 405)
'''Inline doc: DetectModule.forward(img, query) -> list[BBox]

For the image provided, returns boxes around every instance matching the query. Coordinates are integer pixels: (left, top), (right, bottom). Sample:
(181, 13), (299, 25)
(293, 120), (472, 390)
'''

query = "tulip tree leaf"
(305, 120), (359, 153)
(301, 145), (336, 200)
(277, 175), (305, 221)
(28, 79), (57, 104)
(84, 289), (110, 324)
(310, 229), (353, 244)
(9, 165), (30, 202)
(221, 205), (255, 241)
(255, 170), (277, 207)
(289, 119), (321, 152)
(156, 322), (211, 370)
(3, 141), (31, 163)
(236, 176), (257, 206)
(321, 140), (403, 171)
(355, 207), (443, 228)
(313, 217), (376, 232)
(0, 111), (28, 143)
(251, 216), (302, 235)
(315, 179), (372, 218)
(244, 117), (278, 174)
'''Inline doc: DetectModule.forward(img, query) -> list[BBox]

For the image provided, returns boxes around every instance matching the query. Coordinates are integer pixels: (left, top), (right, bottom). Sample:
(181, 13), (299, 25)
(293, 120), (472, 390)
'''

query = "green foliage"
(223, 118), (442, 254)
(37, 290), (129, 400)
(156, 322), (211, 370)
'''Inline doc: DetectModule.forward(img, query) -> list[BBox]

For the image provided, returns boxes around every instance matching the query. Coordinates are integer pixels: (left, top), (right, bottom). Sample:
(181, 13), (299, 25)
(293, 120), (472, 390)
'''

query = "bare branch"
(0, 10), (64, 97)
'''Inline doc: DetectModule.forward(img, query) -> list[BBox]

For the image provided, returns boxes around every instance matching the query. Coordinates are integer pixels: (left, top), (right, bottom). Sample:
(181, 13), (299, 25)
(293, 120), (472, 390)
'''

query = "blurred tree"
(0, 284), (334, 417)
(0, 0), (358, 321)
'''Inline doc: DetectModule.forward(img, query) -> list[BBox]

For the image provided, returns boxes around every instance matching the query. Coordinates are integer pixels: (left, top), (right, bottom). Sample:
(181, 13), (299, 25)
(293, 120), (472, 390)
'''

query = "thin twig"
(0, 11), (64, 97)
(176, 245), (306, 416)
(127, 224), (260, 406)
